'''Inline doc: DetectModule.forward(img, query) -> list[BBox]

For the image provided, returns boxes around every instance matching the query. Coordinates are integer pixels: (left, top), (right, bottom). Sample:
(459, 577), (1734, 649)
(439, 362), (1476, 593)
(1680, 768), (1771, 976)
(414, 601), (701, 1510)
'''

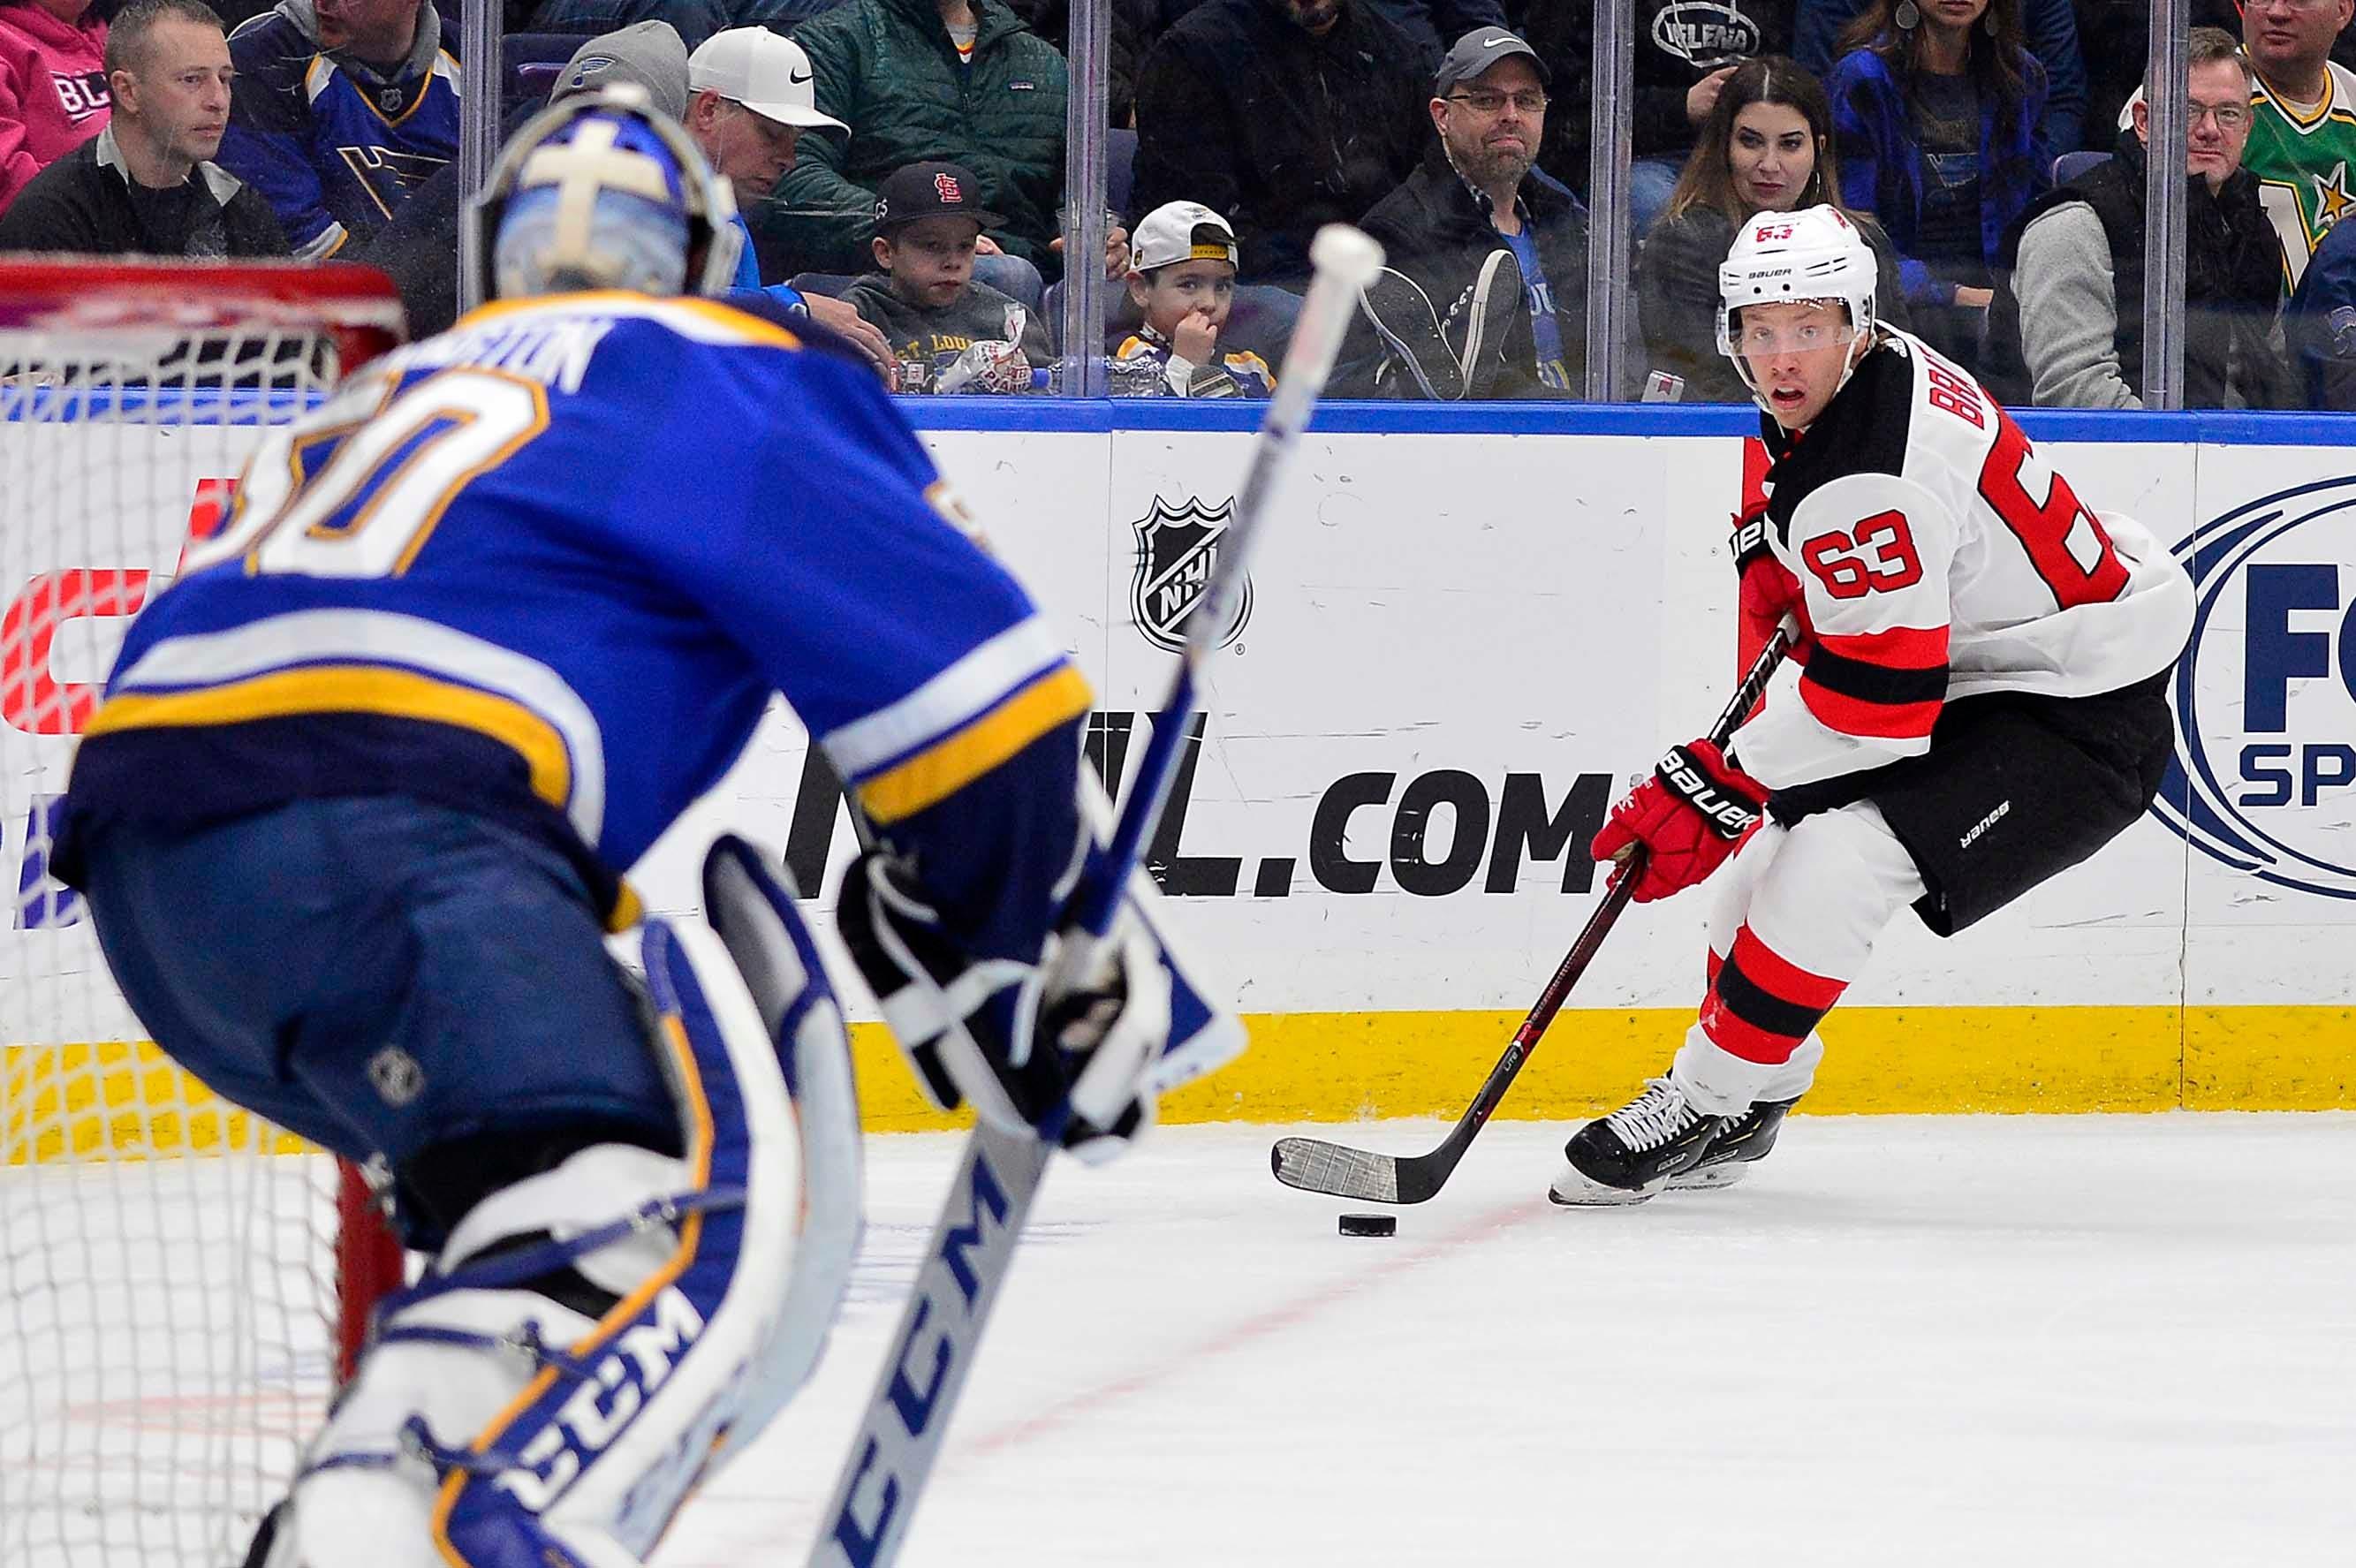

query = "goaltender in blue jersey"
(58, 88), (1239, 1568)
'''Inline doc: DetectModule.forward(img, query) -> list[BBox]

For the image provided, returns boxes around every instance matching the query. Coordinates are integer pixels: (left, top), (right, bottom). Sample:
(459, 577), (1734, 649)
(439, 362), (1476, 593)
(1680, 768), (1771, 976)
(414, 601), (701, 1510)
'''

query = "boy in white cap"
(1111, 200), (1274, 398)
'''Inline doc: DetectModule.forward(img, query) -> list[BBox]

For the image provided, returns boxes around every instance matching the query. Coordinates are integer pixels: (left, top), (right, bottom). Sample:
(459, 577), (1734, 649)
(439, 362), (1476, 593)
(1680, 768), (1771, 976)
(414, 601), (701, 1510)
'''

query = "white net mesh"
(0, 263), (404, 1566)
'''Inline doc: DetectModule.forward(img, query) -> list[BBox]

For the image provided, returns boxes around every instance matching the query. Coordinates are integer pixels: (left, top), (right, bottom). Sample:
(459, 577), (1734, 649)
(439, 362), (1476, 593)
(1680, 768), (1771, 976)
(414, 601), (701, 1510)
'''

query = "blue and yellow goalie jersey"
(60, 294), (1093, 966)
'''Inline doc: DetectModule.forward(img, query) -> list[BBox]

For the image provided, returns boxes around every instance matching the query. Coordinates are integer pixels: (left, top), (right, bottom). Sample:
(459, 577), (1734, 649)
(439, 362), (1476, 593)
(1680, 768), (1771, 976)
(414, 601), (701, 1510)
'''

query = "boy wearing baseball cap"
(842, 160), (1052, 393)
(1110, 201), (1273, 398)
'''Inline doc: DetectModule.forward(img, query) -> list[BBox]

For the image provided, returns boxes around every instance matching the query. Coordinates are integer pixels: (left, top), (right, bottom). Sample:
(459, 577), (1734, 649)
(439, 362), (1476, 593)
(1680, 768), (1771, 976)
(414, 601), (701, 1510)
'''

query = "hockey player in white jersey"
(1551, 205), (2193, 1206)
(57, 88), (1239, 1564)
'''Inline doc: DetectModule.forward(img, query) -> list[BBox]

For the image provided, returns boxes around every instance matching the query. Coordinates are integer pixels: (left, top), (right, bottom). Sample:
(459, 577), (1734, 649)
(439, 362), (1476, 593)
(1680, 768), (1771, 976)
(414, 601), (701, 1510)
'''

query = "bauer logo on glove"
(1657, 744), (1763, 839)
(1591, 738), (1768, 902)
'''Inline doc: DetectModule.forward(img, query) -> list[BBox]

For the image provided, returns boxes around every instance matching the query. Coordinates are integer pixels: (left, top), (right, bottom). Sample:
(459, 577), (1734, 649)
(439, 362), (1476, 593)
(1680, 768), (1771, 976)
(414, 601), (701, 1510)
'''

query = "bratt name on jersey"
(1922, 355), (1985, 428)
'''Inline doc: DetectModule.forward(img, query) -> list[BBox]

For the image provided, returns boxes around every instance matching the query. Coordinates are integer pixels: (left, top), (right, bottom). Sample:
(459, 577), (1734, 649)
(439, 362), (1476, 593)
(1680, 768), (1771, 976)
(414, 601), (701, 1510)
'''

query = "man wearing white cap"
(685, 26), (889, 372)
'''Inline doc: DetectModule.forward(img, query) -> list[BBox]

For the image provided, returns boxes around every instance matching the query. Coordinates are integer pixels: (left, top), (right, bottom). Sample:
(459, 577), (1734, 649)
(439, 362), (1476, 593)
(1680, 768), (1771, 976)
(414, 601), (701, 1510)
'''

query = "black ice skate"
(1666, 1095), (1801, 1190)
(1548, 1077), (1725, 1207)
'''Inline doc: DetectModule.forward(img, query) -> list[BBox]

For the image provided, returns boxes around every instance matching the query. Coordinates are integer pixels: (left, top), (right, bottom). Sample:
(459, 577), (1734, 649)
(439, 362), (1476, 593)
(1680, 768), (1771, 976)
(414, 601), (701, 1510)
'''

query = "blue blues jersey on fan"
(219, 0), (460, 258)
(60, 293), (1093, 967)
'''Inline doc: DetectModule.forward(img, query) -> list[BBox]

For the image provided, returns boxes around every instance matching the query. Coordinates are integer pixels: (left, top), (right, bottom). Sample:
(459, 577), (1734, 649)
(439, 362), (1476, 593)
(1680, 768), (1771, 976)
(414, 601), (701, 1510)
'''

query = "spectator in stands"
(2071, 0), (2240, 151)
(1345, 27), (1586, 398)
(1827, 0), (2049, 373)
(680, 27), (891, 370)
(2286, 178), (2356, 405)
(1110, 200), (1275, 393)
(0, 0), (283, 253)
(352, 20), (680, 337)
(2226, 0), (2356, 295)
(1989, 28), (2290, 409)
(1638, 54), (1907, 402)
(685, 27), (839, 284)
(519, 0), (726, 50)
(0, 0), (109, 215)
(1516, 0), (1792, 240)
(758, 0), (1070, 278)
(217, 0), (458, 258)
(1799, 0), (2082, 154)
(1133, 0), (1429, 288)
(844, 159), (1053, 392)
(999, 0), (1151, 125)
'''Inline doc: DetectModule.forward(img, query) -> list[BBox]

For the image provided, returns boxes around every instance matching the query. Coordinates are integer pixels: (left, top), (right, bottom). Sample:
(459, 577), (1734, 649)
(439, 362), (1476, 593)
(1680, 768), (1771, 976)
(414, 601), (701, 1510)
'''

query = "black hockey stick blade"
(1270, 1121), (1472, 1205)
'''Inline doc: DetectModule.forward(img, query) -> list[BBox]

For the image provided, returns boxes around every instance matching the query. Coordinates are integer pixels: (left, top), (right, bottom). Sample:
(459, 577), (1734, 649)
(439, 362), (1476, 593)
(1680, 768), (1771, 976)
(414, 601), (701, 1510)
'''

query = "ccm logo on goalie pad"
(491, 1285), (707, 1514)
(1657, 746), (1761, 840)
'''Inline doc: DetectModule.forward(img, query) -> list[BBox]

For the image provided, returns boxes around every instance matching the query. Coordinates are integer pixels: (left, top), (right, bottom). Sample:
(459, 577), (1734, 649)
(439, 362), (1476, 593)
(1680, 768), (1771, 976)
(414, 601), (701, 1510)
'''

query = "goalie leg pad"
(280, 905), (815, 1567)
(700, 834), (863, 1463)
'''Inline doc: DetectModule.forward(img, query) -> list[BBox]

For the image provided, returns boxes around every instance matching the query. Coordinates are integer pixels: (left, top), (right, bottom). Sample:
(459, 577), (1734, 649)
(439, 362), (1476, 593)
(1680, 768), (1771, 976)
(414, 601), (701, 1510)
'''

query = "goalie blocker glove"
(1590, 739), (1767, 903)
(837, 848), (1242, 1161)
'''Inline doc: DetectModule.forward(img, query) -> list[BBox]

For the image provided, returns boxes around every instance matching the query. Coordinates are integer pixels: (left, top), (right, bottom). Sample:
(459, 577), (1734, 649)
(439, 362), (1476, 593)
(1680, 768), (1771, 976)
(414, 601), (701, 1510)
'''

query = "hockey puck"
(1338, 1213), (1396, 1238)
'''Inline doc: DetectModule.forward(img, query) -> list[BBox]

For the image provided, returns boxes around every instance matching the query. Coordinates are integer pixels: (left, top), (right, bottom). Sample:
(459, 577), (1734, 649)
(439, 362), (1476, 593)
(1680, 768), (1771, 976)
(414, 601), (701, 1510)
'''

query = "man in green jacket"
(759, 0), (1068, 276)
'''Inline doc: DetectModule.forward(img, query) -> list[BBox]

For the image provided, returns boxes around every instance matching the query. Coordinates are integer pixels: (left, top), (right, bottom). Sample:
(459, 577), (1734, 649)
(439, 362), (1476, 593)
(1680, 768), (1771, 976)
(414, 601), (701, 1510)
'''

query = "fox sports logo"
(2154, 478), (2356, 899)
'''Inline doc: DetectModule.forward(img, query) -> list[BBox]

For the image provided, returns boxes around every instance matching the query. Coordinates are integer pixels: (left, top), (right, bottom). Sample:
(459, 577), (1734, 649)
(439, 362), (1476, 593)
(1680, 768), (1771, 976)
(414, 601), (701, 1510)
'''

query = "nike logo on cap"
(789, 68), (812, 82)
(1481, 34), (1511, 44)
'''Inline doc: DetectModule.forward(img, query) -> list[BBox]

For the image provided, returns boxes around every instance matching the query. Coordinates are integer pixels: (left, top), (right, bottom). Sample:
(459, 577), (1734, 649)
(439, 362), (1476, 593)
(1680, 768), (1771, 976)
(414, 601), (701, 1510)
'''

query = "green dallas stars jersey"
(2246, 60), (2356, 294)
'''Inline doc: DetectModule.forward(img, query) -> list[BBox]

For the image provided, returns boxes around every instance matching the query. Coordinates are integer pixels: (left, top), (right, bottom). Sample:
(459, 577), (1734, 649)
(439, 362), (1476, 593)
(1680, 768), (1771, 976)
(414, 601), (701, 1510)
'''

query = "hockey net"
(0, 261), (408, 1566)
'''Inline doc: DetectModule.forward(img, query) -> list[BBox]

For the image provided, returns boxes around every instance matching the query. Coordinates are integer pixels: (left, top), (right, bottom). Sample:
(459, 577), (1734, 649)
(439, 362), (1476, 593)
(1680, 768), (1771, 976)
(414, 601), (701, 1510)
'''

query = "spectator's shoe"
(1452, 247), (1523, 398)
(1359, 268), (1465, 400)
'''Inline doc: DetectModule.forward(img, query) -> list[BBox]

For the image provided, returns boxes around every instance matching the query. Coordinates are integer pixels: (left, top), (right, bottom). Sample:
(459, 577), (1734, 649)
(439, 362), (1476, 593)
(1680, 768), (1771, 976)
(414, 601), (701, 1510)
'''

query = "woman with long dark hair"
(1826, 0), (2049, 371)
(1637, 55), (1909, 403)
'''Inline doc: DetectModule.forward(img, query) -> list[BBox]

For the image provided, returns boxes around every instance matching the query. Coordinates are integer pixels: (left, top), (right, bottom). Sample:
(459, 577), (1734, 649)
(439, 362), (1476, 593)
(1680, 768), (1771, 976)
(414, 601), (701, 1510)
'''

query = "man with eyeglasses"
(2117, 0), (2356, 292)
(1990, 26), (2291, 409)
(1345, 27), (1588, 398)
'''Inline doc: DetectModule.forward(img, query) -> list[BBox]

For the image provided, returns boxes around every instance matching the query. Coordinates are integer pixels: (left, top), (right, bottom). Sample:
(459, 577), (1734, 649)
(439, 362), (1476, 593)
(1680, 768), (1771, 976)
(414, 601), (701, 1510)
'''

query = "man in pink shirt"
(0, 0), (108, 214)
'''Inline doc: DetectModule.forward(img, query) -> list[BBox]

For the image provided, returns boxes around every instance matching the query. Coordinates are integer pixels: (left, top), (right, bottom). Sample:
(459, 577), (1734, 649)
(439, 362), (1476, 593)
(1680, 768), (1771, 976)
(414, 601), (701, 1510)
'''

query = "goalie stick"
(806, 223), (1388, 1568)
(1269, 623), (1797, 1206)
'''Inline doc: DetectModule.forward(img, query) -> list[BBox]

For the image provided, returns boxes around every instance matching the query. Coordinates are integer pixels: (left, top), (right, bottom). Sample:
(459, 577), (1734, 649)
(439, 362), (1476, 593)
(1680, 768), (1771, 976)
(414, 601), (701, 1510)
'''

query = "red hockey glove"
(1731, 508), (1804, 682)
(1590, 739), (1768, 902)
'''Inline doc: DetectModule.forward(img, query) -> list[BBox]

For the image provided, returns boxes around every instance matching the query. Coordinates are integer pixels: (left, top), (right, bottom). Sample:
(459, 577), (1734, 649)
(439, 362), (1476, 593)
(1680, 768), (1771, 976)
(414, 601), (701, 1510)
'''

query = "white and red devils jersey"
(1731, 327), (2193, 792)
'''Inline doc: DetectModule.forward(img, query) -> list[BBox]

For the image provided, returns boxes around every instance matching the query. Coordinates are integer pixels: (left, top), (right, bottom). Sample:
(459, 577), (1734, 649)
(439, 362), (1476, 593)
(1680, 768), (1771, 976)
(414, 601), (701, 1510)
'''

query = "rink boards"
(4, 405), (2353, 1137)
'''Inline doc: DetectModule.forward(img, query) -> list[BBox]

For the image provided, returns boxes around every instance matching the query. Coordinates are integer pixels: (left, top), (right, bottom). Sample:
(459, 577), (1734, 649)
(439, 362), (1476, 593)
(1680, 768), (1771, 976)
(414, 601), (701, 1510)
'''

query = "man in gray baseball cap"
(554, 20), (691, 125)
(1432, 26), (1549, 99)
(1341, 23), (1586, 400)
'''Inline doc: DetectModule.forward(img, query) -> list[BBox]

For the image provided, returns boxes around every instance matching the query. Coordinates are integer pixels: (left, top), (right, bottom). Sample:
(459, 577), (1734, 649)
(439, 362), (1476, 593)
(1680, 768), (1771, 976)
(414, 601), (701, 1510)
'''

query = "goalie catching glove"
(837, 847), (1242, 1161)
(1591, 739), (1768, 903)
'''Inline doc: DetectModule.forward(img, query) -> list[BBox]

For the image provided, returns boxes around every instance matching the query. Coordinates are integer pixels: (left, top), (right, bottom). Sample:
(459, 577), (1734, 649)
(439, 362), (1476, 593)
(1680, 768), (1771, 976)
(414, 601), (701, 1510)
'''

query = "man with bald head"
(0, 0), (284, 254)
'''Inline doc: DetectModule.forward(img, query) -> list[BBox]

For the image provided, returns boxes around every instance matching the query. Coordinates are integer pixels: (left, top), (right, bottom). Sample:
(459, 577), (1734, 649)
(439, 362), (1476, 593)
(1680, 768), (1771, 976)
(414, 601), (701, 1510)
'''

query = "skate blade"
(1666, 1163), (1749, 1191)
(1546, 1163), (1664, 1207)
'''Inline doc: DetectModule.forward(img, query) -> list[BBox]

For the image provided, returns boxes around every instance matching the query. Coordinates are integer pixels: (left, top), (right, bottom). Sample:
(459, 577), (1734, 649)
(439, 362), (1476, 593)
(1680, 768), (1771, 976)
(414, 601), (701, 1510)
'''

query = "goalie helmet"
(1715, 204), (1877, 407)
(466, 85), (745, 304)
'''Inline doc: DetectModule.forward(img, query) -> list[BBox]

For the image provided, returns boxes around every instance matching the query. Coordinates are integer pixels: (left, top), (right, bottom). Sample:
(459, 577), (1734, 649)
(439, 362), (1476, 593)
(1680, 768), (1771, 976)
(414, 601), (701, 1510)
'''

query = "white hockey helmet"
(1715, 203), (1877, 371)
(466, 85), (744, 304)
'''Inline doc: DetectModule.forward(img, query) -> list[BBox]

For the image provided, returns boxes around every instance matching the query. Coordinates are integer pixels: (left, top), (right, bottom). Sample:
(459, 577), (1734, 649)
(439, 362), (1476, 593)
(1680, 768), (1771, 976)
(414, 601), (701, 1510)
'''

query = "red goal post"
(0, 258), (406, 1567)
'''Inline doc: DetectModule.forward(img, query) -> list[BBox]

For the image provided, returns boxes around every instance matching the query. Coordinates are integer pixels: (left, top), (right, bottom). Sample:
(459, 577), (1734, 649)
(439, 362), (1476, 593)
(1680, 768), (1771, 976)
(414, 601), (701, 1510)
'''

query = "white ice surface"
(663, 1115), (2356, 1568)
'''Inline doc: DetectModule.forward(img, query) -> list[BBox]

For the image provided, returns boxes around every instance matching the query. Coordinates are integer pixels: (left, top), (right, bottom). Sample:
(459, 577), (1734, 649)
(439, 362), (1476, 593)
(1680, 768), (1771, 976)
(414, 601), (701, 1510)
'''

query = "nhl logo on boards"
(1130, 496), (1252, 654)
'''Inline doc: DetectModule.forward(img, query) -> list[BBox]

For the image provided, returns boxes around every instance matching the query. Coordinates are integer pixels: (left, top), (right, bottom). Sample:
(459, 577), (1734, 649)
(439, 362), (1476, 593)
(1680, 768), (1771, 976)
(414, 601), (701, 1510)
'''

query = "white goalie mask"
(1716, 204), (1879, 413)
(465, 85), (745, 303)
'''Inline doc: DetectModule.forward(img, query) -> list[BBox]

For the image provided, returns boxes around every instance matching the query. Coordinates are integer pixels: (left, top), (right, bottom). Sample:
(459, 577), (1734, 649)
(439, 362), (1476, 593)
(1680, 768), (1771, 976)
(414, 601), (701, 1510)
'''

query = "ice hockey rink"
(648, 1114), (2356, 1567)
(11, 1112), (2356, 1566)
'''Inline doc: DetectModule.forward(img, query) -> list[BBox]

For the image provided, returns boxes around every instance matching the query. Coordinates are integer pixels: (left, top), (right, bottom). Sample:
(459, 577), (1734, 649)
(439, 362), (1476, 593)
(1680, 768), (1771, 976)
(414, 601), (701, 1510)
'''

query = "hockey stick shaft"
(807, 227), (1385, 1568)
(1064, 223), (1386, 950)
(1271, 623), (1796, 1204)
